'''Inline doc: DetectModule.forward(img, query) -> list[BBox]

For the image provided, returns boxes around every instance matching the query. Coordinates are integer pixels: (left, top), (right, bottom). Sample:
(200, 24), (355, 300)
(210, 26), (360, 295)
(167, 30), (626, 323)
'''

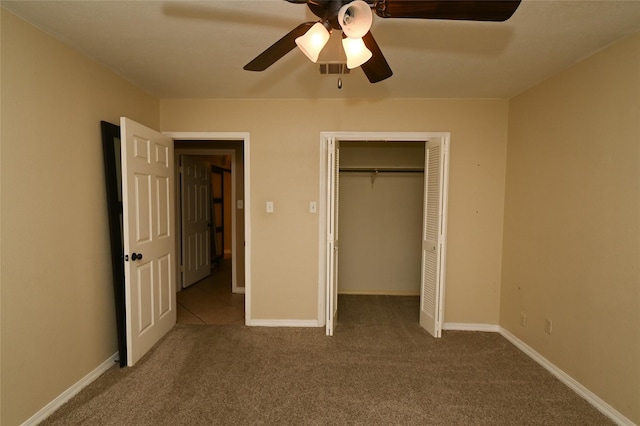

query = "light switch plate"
(266, 201), (274, 213)
(310, 201), (317, 213)
(237, 200), (243, 210)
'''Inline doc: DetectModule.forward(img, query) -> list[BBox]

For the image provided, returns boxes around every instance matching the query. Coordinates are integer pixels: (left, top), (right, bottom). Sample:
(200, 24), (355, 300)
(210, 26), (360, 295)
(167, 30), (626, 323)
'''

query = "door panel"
(420, 138), (449, 337)
(121, 117), (176, 366)
(158, 254), (172, 316)
(135, 262), (154, 333)
(181, 155), (212, 287)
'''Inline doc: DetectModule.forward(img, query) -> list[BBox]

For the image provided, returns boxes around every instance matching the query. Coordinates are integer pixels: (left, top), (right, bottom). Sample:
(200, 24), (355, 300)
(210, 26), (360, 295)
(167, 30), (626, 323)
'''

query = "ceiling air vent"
(319, 63), (350, 75)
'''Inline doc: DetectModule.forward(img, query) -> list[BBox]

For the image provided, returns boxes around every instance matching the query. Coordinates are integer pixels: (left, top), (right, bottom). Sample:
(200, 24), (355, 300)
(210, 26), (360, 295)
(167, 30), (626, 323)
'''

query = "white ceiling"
(4, 0), (639, 99)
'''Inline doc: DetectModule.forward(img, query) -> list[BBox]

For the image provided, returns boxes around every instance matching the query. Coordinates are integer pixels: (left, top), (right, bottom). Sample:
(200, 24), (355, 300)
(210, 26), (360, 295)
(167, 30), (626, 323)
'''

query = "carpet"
(41, 295), (613, 425)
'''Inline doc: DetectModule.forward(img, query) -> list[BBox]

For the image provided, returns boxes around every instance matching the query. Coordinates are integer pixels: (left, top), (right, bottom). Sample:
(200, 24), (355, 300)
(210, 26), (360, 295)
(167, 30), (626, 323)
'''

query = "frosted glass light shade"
(295, 23), (331, 63)
(342, 37), (373, 69)
(338, 0), (373, 39)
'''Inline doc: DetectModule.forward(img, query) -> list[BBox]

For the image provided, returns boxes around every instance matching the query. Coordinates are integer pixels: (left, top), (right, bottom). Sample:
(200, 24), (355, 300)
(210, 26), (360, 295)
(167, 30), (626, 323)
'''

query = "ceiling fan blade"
(360, 31), (393, 83)
(374, 0), (521, 22)
(284, 0), (308, 3)
(244, 22), (315, 71)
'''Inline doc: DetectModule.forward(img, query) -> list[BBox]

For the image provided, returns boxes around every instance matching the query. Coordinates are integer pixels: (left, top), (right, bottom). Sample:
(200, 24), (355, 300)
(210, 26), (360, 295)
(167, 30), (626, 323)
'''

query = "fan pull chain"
(337, 36), (346, 90)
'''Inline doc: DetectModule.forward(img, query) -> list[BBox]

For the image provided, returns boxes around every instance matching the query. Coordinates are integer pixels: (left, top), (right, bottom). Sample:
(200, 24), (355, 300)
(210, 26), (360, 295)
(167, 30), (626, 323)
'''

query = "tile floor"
(177, 258), (245, 325)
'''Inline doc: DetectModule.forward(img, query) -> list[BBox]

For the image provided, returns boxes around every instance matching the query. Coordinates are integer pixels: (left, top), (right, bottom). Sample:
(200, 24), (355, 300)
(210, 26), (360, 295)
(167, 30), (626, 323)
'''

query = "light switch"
(266, 201), (274, 213)
(310, 201), (317, 213)
(237, 200), (243, 210)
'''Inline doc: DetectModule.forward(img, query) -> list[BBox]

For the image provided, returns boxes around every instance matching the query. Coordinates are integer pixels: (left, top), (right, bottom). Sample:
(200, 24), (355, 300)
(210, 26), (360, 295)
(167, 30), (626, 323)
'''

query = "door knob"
(131, 252), (143, 261)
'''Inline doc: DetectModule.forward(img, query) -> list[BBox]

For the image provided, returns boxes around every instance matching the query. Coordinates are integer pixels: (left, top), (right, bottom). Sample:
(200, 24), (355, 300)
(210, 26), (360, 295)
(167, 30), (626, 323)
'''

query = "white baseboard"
(22, 352), (118, 426)
(499, 328), (634, 426)
(443, 322), (500, 332)
(250, 319), (320, 327)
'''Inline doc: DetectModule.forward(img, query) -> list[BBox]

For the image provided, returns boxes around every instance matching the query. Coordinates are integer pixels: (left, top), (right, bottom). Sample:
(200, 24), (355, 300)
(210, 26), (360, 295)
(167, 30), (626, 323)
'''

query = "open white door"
(121, 118), (176, 366)
(326, 137), (340, 336)
(180, 155), (212, 288)
(420, 137), (449, 337)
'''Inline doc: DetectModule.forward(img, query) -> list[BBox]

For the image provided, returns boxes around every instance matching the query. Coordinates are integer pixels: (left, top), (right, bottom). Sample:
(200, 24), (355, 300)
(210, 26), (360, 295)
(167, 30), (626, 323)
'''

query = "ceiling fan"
(244, 0), (521, 83)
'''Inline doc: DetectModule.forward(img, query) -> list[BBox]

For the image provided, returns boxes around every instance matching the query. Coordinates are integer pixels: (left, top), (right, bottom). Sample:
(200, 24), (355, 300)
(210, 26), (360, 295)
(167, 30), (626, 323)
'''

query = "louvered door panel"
(420, 139), (447, 337)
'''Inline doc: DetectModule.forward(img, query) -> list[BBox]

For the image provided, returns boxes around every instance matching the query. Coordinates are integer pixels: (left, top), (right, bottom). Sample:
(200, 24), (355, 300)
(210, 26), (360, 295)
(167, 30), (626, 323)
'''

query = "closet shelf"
(340, 167), (424, 186)
(339, 167), (424, 173)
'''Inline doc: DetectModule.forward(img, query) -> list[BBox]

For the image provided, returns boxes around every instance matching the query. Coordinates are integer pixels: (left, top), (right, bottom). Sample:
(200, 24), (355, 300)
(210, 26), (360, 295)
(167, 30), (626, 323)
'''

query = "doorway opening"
(169, 133), (251, 325)
(319, 132), (449, 337)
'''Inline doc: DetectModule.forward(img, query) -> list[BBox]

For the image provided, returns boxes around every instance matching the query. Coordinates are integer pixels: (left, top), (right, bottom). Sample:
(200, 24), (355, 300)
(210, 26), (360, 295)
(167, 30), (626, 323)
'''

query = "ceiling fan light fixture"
(338, 0), (373, 39)
(342, 37), (373, 69)
(295, 22), (331, 63)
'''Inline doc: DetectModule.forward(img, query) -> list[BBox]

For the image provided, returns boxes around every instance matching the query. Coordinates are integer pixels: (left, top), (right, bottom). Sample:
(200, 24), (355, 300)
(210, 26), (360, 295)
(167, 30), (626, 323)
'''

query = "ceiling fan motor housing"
(319, 63), (351, 74)
(308, 0), (367, 30)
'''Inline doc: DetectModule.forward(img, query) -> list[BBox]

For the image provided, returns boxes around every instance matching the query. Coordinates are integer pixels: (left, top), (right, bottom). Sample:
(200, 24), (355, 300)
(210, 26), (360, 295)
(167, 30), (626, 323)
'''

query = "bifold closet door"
(420, 138), (449, 338)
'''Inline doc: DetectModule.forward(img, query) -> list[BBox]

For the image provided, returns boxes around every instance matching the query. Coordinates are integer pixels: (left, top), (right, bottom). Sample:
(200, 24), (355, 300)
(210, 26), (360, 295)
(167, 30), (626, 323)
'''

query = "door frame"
(318, 131), (449, 331)
(166, 132), (251, 324)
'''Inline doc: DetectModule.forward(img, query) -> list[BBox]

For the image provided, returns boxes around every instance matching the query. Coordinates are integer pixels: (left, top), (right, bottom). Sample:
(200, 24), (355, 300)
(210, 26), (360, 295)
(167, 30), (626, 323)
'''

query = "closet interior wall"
(338, 142), (425, 295)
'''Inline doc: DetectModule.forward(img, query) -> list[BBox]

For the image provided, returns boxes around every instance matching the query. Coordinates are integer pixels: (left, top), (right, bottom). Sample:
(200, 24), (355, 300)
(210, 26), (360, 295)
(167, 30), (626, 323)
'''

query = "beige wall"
(160, 98), (509, 323)
(0, 10), (160, 425)
(501, 33), (640, 423)
(232, 148), (246, 286)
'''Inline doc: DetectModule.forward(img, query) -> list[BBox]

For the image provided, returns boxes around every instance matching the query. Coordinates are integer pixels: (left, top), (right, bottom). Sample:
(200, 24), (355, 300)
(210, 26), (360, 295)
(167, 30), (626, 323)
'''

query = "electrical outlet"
(520, 312), (527, 327)
(545, 319), (553, 335)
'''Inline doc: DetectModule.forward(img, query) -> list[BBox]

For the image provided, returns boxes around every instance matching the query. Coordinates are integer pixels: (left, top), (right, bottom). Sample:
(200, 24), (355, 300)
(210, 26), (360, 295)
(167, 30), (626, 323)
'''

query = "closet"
(338, 141), (425, 296)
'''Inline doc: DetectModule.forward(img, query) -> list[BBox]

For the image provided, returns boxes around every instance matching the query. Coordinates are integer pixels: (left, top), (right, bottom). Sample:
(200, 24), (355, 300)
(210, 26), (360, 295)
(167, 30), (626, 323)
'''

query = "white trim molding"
(499, 328), (635, 426)
(21, 352), (118, 426)
(443, 323), (500, 332)
(164, 131), (252, 325)
(318, 131), (451, 336)
(249, 319), (320, 328)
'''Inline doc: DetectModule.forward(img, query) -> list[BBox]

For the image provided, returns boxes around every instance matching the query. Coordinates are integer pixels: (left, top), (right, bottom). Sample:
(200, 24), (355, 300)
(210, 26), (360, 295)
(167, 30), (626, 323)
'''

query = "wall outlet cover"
(520, 312), (527, 327)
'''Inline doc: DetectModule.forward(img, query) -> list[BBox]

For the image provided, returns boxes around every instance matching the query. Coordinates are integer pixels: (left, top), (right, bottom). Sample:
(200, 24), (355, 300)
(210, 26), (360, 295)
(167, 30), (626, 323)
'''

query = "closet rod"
(339, 167), (424, 173)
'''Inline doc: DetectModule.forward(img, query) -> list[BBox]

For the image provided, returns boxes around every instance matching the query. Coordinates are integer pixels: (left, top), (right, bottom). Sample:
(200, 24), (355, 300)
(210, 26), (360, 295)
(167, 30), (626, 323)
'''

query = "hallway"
(177, 259), (245, 325)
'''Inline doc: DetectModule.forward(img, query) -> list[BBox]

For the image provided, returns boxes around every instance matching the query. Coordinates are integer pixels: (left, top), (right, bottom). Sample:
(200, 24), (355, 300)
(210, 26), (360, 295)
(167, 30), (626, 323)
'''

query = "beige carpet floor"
(41, 295), (613, 425)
